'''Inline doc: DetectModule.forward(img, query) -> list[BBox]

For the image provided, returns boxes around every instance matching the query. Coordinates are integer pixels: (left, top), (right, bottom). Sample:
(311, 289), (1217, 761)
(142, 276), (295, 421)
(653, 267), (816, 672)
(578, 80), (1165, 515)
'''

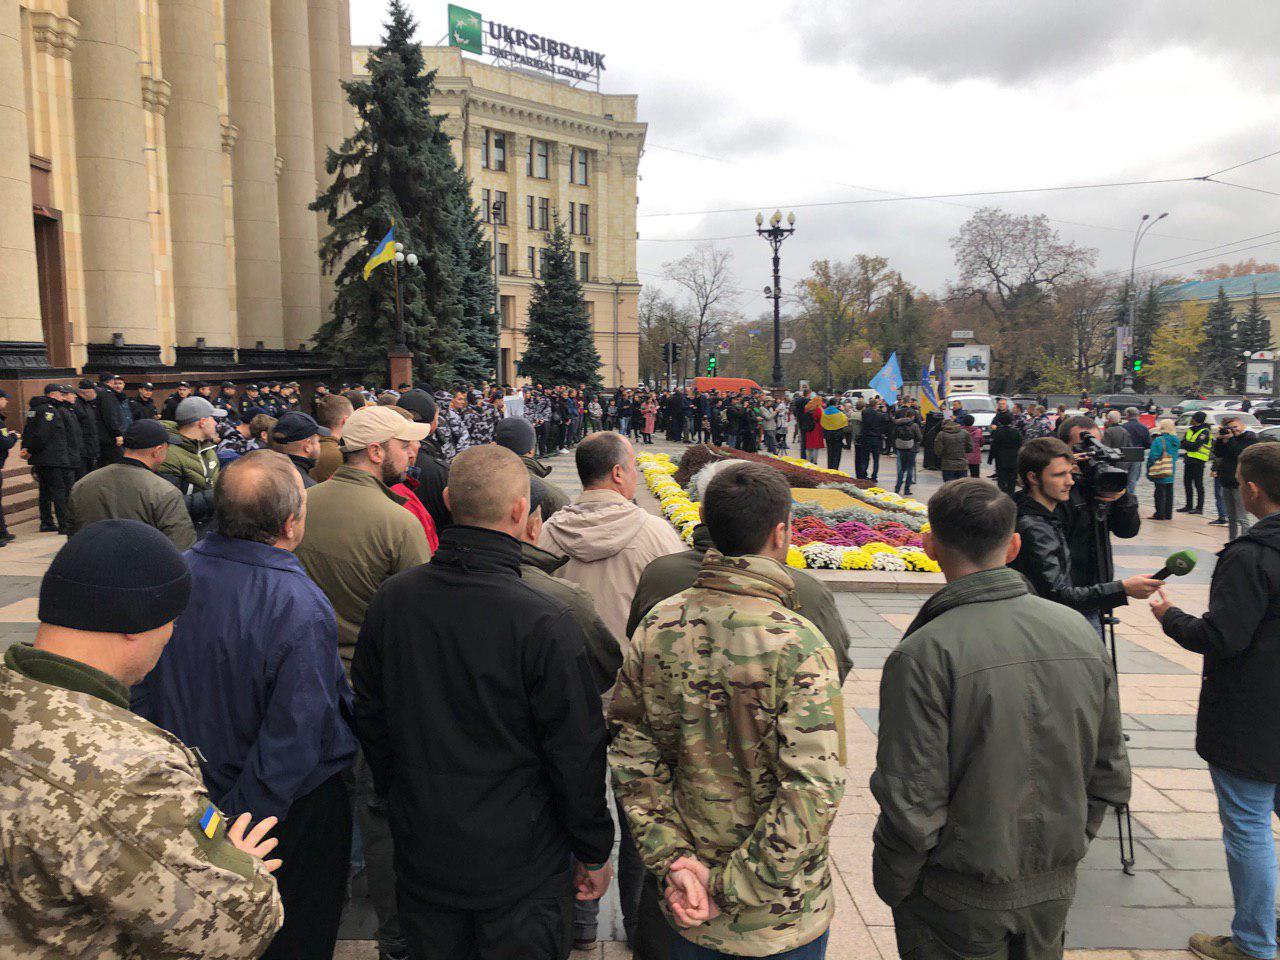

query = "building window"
(493, 190), (508, 225)
(490, 131), (506, 171)
(500, 294), (515, 329)
(571, 148), (590, 185)
(527, 245), (536, 277)
(578, 203), (590, 236)
(579, 252), (590, 282)
(537, 197), (550, 231)
(568, 202), (577, 234)
(481, 134), (489, 169)
(527, 138), (550, 179)
(481, 188), (491, 222)
(525, 195), (534, 229)
(538, 248), (549, 275)
(497, 242), (509, 275)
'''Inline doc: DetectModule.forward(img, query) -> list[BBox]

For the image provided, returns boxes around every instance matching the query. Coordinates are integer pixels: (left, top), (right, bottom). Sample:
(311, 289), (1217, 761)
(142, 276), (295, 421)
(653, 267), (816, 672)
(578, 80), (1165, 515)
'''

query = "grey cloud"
(794, 1), (1280, 83)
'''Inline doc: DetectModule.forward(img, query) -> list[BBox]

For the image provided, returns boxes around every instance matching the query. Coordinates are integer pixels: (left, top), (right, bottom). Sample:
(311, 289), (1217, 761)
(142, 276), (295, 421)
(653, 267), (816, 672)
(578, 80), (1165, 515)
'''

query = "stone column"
(225, 0), (283, 350)
(272, 0), (321, 351)
(0, 0), (46, 350)
(159, 0), (232, 349)
(68, 0), (162, 349)
(617, 152), (640, 282)
(308, 0), (342, 327)
(338, 0), (353, 141)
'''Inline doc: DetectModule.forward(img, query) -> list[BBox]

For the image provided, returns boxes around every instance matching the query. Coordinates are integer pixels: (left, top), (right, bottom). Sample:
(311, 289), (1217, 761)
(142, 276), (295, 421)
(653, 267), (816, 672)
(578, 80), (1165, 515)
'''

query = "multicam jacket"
(609, 551), (846, 957)
(0, 644), (282, 959)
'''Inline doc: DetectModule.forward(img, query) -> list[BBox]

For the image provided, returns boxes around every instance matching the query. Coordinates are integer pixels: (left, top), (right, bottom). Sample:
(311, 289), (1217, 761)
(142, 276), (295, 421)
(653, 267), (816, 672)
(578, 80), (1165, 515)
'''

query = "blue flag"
(869, 352), (904, 405)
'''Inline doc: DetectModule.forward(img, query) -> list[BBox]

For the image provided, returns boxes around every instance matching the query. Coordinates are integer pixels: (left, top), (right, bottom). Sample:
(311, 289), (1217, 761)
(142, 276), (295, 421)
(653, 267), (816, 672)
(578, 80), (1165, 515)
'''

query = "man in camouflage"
(434, 389), (471, 461)
(0, 519), (283, 958)
(610, 462), (846, 959)
(461, 390), (500, 447)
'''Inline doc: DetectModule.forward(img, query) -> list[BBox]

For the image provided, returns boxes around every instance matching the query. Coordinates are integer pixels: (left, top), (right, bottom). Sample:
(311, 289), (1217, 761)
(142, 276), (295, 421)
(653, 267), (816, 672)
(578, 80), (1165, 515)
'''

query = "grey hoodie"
(538, 489), (685, 648)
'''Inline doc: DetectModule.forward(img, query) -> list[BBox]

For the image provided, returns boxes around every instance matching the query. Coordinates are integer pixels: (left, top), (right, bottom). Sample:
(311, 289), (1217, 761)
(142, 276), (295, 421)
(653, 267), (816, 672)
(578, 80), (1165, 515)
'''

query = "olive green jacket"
(68, 459), (196, 550)
(626, 525), (852, 682)
(156, 422), (220, 493)
(520, 542), (622, 693)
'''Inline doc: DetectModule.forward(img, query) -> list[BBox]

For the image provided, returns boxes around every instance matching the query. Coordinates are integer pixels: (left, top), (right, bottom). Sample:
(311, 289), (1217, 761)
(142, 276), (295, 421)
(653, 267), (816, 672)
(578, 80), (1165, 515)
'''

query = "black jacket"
(287, 454), (317, 489)
(1215, 431), (1258, 489)
(352, 526), (613, 909)
(130, 396), (158, 421)
(1010, 492), (1128, 614)
(22, 397), (78, 469)
(161, 393), (185, 421)
(71, 398), (99, 460)
(412, 436), (451, 532)
(860, 407), (889, 441)
(989, 424), (1023, 471)
(95, 387), (127, 448)
(1163, 513), (1280, 782)
(0, 414), (17, 469)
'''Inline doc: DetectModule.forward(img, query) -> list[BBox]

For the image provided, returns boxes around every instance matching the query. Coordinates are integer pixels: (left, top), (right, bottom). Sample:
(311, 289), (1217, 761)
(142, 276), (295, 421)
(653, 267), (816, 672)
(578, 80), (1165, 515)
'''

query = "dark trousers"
(634, 872), (673, 960)
(968, 463), (980, 478)
(1154, 482), (1174, 520)
(892, 891), (1072, 960)
(344, 751), (404, 955)
(895, 451), (917, 493)
(856, 441), (880, 481)
(995, 467), (1017, 496)
(99, 442), (122, 466)
(572, 797), (644, 946)
(1184, 458), (1206, 511)
(671, 931), (829, 959)
(261, 773), (352, 960)
(0, 472), (7, 536)
(35, 466), (74, 531)
(825, 436), (844, 471)
(941, 469), (967, 482)
(400, 869), (572, 960)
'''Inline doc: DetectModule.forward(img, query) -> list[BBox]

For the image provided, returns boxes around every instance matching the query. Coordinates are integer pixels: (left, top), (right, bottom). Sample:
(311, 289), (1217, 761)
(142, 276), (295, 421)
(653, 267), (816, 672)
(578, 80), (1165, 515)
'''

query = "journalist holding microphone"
(1151, 442), (1280, 960)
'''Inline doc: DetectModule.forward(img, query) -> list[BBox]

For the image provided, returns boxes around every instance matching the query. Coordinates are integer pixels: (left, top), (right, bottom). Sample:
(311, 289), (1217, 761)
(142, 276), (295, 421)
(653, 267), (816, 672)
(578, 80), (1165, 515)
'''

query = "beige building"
(352, 45), (646, 387)
(0, 0), (352, 384)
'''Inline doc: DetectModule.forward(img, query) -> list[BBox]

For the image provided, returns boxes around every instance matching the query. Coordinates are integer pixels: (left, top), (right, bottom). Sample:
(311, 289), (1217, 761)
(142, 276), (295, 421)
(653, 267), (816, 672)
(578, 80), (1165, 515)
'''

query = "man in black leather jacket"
(1010, 437), (1161, 636)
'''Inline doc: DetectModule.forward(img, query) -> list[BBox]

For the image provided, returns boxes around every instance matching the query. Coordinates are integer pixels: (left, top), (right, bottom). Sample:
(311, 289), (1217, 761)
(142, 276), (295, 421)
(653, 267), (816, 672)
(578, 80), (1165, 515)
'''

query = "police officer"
(71, 379), (101, 478)
(21, 384), (80, 534)
(1178, 410), (1211, 515)
(0, 519), (284, 956)
(130, 381), (159, 421)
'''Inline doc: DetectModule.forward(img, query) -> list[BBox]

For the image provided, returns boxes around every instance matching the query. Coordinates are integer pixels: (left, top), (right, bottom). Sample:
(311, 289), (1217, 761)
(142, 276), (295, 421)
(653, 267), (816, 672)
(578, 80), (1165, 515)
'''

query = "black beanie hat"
(494, 417), (537, 456)
(40, 520), (191, 634)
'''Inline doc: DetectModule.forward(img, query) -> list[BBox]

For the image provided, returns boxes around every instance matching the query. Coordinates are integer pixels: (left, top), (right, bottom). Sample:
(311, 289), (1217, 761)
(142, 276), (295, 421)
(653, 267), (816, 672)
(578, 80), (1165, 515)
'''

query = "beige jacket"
(539, 488), (684, 649)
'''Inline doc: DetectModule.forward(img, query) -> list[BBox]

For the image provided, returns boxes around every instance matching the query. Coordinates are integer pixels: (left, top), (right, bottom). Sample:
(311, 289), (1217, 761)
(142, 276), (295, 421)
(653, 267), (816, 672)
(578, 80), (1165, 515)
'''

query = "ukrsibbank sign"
(448, 5), (606, 83)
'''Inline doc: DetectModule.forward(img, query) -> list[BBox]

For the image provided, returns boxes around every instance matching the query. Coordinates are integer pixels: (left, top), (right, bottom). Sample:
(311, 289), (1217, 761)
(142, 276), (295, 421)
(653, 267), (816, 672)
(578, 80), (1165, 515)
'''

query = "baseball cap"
(174, 396), (226, 424)
(43, 383), (67, 395)
(140, 382), (154, 390)
(97, 372), (116, 383)
(78, 379), (95, 390)
(341, 405), (430, 452)
(271, 411), (327, 444)
(123, 419), (170, 450)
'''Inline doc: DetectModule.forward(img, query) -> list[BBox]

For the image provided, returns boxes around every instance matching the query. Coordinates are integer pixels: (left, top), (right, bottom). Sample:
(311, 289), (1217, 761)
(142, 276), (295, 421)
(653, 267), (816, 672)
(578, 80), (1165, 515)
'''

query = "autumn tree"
(1194, 259), (1280, 281)
(1149, 303), (1206, 391)
(637, 289), (690, 385)
(663, 244), (736, 375)
(1053, 278), (1116, 390)
(793, 259), (865, 392)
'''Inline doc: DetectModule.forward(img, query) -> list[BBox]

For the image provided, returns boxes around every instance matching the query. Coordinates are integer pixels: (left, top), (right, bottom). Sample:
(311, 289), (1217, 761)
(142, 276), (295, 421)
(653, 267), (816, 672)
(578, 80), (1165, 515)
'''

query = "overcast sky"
(351, 1), (1280, 304)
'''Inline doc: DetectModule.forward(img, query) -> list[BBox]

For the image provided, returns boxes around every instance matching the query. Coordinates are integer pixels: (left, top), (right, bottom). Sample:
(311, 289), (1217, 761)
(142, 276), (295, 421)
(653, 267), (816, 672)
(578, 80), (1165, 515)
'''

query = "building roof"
(1160, 272), (1280, 303)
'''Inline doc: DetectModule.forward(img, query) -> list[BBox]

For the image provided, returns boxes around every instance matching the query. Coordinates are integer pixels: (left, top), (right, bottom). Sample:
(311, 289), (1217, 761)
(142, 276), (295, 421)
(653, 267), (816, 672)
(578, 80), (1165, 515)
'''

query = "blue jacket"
(1146, 432), (1180, 484)
(134, 533), (356, 821)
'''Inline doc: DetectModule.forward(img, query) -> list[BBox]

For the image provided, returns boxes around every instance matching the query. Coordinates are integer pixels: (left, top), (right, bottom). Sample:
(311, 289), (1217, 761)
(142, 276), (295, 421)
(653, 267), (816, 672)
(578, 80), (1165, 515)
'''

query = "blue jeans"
(941, 470), (967, 482)
(1211, 764), (1280, 959)
(670, 930), (829, 959)
(1215, 475), (1228, 521)
(895, 450), (917, 492)
(1126, 461), (1142, 496)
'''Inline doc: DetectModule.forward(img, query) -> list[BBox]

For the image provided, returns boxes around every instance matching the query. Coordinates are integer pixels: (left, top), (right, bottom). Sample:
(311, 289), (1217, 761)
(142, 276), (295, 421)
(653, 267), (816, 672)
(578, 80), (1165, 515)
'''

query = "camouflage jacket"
(0, 644), (282, 959)
(525, 394), (551, 427)
(437, 408), (470, 461)
(608, 552), (846, 957)
(462, 403), (500, 447)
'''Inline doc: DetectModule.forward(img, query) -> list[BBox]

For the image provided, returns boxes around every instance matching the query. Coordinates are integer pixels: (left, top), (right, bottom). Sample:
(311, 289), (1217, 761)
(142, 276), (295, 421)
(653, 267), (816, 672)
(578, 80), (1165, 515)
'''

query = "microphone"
(1153, 549), (1197, 581)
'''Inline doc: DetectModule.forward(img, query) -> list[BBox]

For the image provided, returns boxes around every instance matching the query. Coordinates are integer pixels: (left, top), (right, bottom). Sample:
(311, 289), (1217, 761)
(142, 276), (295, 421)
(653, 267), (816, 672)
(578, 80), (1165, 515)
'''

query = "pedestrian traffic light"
(707, 353), (717, 374)
(1132, 356), (1143, 373)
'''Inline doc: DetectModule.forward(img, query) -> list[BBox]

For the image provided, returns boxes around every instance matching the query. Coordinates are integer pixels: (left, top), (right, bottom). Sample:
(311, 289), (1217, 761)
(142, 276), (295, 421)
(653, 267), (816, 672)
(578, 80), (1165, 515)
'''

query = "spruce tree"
(311, 0), (490, 386)
(1132, 281), (1165, 390)
(518, 217), (601, 386)
(1201, 286), (1239, 388)
(1240, 288), (1274, 354)
(443, 164), (497, 383)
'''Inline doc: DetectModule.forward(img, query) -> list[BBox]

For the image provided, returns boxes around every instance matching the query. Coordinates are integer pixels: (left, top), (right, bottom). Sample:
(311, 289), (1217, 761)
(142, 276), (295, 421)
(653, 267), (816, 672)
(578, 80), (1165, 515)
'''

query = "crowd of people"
(0, 367), (1276, 960)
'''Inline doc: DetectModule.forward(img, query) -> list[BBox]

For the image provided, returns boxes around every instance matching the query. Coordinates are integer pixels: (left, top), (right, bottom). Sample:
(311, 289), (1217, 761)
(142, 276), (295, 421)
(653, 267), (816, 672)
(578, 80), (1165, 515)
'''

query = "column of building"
(271, 0), (320, 352)
(158, 0), (233, 360)
(307, 0), (341, 332)
(211, 0), (239, 350)
(337, 0), (353, 141)
(0, 0), (46, 360)
(67, 0), (166, 361)
(225, 0), (283, 351)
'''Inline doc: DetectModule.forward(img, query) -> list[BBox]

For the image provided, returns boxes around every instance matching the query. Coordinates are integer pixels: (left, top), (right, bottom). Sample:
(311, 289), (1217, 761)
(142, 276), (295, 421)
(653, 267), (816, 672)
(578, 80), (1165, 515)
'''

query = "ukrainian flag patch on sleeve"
(199, 804), (223, 839)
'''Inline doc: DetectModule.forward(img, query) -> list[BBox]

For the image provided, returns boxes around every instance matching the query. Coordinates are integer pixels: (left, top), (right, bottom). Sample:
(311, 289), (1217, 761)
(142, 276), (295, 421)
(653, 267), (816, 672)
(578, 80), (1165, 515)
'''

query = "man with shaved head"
(134, 450), (357, 960)
(353, 445), (615, 960)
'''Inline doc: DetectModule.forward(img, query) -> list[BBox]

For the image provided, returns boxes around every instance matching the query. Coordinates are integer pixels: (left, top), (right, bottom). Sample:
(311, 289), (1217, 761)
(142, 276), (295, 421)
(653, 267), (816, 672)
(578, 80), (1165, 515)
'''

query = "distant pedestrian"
(1146, 418), (1180, 520)
(934, 417), (973, 482)
(1179, 411), (1211, 515)
(989, 411), (1023, 496)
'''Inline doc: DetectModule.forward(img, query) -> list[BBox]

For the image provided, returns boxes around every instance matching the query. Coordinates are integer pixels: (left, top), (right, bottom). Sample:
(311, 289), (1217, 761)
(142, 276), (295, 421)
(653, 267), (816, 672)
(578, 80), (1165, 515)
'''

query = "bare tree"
(1055, 278), (1117, 388)
(664, 243), (737, 375)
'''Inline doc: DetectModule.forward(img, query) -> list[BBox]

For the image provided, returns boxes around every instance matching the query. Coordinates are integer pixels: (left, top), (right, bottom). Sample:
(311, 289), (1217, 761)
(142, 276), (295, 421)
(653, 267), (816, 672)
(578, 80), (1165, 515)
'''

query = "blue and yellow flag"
(363, 226), (396, 281)
(919, 357), (940, 416)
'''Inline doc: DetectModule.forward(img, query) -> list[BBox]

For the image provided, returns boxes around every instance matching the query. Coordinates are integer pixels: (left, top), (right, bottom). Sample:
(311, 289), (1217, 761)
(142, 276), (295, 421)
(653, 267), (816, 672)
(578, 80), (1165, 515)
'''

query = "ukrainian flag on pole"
(919, 357), (940, 416)
(363, 226), (396, 281)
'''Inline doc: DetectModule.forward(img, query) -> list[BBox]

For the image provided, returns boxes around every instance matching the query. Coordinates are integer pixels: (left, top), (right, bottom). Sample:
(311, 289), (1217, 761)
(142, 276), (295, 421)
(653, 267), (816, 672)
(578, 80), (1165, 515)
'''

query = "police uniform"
(22, 394), (79, 534)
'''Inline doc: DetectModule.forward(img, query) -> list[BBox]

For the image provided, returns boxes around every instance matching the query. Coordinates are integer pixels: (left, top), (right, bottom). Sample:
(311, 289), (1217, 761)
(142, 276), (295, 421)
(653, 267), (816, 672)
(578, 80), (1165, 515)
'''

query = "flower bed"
(638, 452), (939, 573)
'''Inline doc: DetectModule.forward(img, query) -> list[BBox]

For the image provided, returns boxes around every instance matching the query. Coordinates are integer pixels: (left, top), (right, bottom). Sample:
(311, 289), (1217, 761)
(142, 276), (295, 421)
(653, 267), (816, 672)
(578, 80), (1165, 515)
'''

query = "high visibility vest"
(1183, 426), (1210, 462)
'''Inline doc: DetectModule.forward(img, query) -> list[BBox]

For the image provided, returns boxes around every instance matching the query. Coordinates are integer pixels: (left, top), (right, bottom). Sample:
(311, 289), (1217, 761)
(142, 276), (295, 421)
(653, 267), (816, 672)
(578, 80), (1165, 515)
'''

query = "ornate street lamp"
(391, 241), (419, 352)
(756, 209), (796, 390)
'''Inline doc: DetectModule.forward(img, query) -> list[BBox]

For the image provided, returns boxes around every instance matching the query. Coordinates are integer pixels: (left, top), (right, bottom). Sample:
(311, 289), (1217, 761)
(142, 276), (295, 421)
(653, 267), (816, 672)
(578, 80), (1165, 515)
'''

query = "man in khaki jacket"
(539, 431), (684, 653)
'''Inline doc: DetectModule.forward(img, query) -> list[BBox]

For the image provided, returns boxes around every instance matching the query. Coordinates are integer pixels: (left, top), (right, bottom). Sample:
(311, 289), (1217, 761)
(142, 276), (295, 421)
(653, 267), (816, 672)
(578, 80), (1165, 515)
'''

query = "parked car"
(1170, 398), (1214, 417)
(1257, 425), (1280, 443)
(948, 393), (998, 445)
(1174, 410), (1262, 431)
(1091, 394), (1158, 416)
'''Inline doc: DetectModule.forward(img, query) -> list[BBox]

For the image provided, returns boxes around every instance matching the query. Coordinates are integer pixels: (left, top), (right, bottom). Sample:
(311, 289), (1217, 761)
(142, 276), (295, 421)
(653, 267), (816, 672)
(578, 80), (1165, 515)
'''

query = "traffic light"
(672, 343), (683, 364)
(1132, 356), (1143, 373)
(707, 353), (717, 374)
(661, 343), (670, 364)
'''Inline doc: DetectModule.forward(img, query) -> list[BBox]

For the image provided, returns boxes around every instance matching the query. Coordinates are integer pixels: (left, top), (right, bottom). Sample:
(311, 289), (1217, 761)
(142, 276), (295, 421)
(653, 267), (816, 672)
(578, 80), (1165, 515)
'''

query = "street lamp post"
(389, 241), (419, 386)
(1122, 211), (1168, 390)
(491, 200), (505, 384)
(756, 209), (795, 391)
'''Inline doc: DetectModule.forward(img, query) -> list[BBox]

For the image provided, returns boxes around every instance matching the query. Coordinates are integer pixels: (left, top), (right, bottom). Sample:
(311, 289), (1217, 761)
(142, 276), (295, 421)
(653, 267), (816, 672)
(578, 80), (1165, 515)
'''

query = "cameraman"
(1011, 436), (1161, 637)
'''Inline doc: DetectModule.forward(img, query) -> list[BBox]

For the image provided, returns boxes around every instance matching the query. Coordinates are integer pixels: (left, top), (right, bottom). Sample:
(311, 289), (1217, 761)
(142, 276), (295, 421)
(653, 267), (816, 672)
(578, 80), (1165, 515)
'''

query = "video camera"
(1072, 433), (1142, 497)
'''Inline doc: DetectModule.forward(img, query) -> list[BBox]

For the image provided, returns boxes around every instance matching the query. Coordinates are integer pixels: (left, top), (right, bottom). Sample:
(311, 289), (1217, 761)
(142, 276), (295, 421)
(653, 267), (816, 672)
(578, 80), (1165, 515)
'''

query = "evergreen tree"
(1201, 286), (1239, 388)
(443, 165), (498, 383)
(311, 0), (491, 386)
(518, 217), (601, 386)
(1240, 287), (1274, 354)
(1132, 281), (1165, 390)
